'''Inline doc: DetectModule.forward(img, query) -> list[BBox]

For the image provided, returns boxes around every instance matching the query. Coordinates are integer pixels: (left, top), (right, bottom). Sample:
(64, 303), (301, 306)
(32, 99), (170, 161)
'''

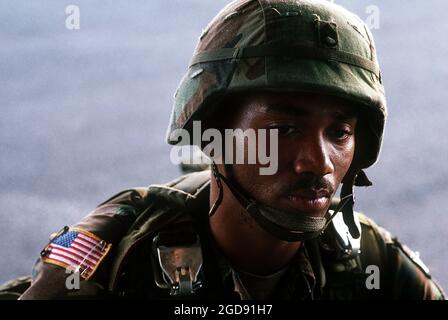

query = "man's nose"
(293, 136), (334, 176)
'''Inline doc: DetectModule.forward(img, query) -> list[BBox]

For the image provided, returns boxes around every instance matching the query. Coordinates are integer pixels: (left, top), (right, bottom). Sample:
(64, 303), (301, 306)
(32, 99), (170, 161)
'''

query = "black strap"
(190, 44), (380, 77)
(341, 172), (360, 239)
(208, 164), (224, 217)
(210, 163), (353, 242)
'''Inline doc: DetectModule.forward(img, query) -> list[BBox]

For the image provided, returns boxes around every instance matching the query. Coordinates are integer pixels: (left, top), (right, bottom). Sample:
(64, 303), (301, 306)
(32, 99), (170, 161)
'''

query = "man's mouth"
(284, 189), (331, 214)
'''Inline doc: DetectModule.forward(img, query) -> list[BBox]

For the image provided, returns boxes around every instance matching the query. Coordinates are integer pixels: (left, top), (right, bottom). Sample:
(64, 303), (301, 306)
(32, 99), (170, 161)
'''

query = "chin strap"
(340, 169), (372, 239)
(340, 174), (359, 239)
(208, 163), (224, 218)
(209, 162), (369, 242)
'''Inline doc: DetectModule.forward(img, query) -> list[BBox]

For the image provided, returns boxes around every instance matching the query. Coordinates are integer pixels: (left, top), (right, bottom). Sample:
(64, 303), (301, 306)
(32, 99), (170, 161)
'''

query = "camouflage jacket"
(4, 170), (444, 300)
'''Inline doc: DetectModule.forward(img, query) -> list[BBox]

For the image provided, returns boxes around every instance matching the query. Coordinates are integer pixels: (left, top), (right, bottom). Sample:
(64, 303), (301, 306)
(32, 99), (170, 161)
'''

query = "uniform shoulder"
(357, 212), (394, 245)
(19, 172), (210, 299)
(356, 211), (445, 300)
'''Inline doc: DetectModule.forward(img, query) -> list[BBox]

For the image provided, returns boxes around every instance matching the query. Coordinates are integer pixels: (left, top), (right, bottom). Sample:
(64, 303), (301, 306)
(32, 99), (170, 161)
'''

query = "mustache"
(282, 174), (335, 195)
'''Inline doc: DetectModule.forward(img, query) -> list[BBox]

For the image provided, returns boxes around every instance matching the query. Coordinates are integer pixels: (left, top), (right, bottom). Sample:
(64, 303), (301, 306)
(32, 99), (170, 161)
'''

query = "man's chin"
(275, 196), (331, 218)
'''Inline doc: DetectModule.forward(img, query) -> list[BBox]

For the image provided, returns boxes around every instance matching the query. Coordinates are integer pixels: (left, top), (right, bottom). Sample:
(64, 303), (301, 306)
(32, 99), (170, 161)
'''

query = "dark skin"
(209, 91), (358, 275)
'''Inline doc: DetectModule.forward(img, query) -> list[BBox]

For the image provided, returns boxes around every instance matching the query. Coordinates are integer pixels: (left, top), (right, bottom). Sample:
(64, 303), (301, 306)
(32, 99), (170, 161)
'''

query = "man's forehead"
(261, 103), (358, 120)
(237, 91), (359, 119)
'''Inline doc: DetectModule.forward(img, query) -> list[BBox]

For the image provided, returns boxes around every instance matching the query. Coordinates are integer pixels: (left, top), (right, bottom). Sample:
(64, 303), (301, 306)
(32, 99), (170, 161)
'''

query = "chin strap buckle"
(328, 208), (362, 260)
(152, 223), (203, 296)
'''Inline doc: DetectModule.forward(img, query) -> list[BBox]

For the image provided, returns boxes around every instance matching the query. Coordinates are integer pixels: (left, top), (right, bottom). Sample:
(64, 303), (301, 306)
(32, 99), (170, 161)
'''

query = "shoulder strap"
(323, 199), (390, 272)
(357, 213), (391, 273)
(318, 206), (392, 299)
(108, 170), (211, 291)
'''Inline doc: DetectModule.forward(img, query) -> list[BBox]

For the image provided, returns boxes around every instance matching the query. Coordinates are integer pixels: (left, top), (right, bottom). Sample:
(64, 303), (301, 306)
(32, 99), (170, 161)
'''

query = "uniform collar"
(193, 176), (318, 300)
(207, 233), (317, 300)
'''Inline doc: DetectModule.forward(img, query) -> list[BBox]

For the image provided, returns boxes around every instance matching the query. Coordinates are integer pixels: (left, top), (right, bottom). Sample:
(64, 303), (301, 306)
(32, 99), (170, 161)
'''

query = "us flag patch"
(41, 227), (111, 280)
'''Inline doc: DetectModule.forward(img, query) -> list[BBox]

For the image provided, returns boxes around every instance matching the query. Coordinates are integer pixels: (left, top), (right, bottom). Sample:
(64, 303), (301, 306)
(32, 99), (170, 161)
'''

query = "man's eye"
(270, 125), (298, 135)
(330, 128), (353, 141)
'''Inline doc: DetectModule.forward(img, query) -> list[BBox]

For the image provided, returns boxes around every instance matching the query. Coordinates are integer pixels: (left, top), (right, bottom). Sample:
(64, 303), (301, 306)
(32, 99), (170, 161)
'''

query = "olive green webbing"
(190, 44), (380, 77)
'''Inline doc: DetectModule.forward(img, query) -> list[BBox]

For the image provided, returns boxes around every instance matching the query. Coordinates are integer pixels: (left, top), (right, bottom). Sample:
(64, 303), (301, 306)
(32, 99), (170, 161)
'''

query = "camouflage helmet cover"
(167, 0), (387, 169)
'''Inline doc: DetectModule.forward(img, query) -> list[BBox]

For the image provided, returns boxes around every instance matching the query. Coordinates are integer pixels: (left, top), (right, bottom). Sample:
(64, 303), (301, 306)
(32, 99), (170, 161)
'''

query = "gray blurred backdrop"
(1, 0), (447, 290)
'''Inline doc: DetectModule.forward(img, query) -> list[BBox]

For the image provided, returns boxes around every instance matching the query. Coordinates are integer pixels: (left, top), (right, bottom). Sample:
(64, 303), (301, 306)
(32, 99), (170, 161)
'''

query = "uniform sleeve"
(359, 213), (445, 300)
(387, 238), (445, 300)
(19, 188), (150, 300)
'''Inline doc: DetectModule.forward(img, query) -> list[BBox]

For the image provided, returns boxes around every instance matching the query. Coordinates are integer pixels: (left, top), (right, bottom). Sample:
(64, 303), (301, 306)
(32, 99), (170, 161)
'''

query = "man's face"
(221, 91), (358, 218)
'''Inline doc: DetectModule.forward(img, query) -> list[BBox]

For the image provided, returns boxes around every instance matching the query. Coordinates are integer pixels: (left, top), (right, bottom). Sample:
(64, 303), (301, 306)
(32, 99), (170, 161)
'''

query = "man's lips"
(284, 189), (331, 213)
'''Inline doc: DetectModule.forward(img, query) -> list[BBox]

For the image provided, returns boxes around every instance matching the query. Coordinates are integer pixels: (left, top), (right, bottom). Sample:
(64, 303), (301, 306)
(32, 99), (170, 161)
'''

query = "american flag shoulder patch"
(41, 227), (112, 280)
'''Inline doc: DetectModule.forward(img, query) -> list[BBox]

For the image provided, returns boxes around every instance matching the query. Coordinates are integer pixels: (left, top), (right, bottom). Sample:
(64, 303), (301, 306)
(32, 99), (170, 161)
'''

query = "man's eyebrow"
(262, 104), (358, 119)
(332, 108), (358, 120)
(262, 104), (310, 117)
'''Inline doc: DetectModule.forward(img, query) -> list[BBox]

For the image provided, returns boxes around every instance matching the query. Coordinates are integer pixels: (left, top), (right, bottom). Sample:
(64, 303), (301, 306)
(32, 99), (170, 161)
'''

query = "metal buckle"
(328, 209), (361, 260)
(153, 229), (203, 296)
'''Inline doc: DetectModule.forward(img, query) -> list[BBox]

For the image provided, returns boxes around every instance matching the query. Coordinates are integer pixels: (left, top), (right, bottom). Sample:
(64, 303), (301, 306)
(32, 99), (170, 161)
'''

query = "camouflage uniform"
(6, 170), (443, 300)
(1, 0), (445, 300)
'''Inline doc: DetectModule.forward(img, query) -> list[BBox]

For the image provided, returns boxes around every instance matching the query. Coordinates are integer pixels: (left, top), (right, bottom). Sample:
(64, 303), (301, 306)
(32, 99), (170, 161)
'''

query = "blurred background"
(1, 0), (447, 291)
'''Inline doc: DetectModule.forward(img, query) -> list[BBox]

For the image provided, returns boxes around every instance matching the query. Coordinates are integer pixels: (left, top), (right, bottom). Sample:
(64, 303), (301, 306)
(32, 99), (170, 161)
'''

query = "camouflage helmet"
(167, 0), (387, 170)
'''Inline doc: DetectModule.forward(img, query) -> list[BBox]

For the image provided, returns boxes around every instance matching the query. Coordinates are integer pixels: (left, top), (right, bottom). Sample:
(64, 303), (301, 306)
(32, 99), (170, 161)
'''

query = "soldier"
(2, 0), (445, 300)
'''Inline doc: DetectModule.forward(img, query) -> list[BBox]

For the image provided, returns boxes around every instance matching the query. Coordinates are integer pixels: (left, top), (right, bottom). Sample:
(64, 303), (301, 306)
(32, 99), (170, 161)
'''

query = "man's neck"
(209, 176), (301, 275)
